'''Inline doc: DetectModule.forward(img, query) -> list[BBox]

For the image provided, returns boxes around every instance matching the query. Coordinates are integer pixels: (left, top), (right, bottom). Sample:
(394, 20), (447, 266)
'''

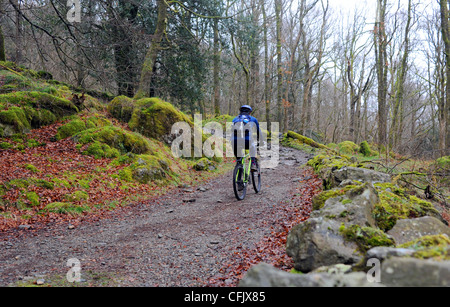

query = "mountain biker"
(231, 105), (261, 173)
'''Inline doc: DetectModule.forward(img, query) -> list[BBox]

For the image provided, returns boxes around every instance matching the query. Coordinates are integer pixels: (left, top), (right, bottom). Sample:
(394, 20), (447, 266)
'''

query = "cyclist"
(231, 105), (261, 176)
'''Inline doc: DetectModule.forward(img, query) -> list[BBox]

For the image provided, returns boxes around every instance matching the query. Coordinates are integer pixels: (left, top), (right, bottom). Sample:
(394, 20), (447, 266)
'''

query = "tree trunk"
(213, 18), (221, 116)
(13, 0), (21, 63)
(375, 0), (388, 147)
(0, 25), (5, 62)
(261, 0), (270, 127)
(441, 0), (450, 155)
(275, 0), (283, 123)
(135, 0), (167, 99)
(390, 0), (412, 150)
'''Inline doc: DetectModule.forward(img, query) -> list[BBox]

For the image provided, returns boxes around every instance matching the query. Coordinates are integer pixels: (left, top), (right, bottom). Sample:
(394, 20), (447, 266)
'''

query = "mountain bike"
(233, 152), (261, 201)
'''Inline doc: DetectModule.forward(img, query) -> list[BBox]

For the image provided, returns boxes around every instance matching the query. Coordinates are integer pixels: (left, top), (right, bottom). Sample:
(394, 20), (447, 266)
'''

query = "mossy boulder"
(56, 119), (86, 140)
(0, 91), (78, 134)
(127, 154), (172, 184)
(359, 141), (372, 157)
(128, 98), (193, 144)
(193, 158), (216, 171)
(75, 126), (152, 155)
(312, 183), (379, 228)
(373, 184), (441, 232)
(107, 95), (136, 123)
(338, 141), (359, 155)
(339, 224), (395, 253)
(436, 156), (450, 171)
(82, 141), (120, 159)
(286, 217), (362, 272)
(387, 217), (450, 246)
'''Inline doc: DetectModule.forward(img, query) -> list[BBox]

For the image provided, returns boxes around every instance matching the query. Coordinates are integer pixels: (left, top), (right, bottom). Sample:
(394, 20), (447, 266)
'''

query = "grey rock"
(312, 183), (379, 228)
(239, 263), (381, 287)
(387, 216), (450, 245)
(381, 257), (450, 287)
(365, 247), (416, 263)
(333, 167), (391, 186)
(286, 217), (361, 272)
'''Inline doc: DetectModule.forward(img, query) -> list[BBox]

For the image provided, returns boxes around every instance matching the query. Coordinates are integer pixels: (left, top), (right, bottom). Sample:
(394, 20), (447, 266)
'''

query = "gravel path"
(0, 147), (311, 287)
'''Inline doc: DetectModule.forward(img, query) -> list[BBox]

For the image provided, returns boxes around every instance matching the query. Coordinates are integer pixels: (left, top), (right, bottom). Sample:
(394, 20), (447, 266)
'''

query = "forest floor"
(0, 146), (322, 287)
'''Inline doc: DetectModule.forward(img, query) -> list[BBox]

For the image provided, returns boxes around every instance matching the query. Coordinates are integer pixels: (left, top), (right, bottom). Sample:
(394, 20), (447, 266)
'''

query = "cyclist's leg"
(233, 138), (244, 183)
(249, 140), (259, 171)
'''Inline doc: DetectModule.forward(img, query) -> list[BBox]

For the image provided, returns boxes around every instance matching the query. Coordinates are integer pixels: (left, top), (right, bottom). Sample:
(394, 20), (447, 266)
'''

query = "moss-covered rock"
(127, 154), (171, 184)
(340, 224), (395, 253)
(372, 184), (441, 232)
(128, 98), (193, 143)
(107, 95), (136, 123)
(338, 141), (359, 155)
(312, 184), (362, 211)
(436, 156), (450, 170)
(56, 119), (86, 140)
(193, 158), (216, 172)
(307, 155), (354, 174)
(0, 91), (78, 134)
(75, 126), (152, 155)
(82, 141), (120, 159)
(359, 141), (372, 157)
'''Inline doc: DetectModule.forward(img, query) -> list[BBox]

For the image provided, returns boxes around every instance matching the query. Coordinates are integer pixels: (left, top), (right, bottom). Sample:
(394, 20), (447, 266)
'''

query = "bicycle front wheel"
(233, 165), (247, 201)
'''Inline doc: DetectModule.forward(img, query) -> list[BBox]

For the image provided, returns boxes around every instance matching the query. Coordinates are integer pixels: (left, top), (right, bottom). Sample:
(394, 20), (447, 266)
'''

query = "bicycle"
(233, 151), (261, 201)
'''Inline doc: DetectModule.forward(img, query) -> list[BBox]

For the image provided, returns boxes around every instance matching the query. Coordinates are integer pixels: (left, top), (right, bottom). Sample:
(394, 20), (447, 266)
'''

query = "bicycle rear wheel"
(252, 163), (261, 193)
(233, 165), (247, 201)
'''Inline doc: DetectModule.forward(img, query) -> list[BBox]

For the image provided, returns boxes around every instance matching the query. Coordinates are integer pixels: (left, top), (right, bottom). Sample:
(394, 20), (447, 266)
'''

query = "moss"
(436, 156), (450, 170)
(0, 142), (12, 149)
(76, 126), (151, 155)
(311, 184), (361, 211)
(128, 98), (193, 142)
(83, 141), (120, 159)
(0, 91), (78, 134)
(127, 154), (173, 184)
(398, 235), (450, 261)
(118, 168), (133, 182)
(0, 106), (30, 132)
(338, 141), (359, 155)
(399, 235), (450, 250)
(340, 224), (395, 253)
(24, 164), (39, 173)
(286, 131), (331, 151)
(65, 191), (89, 202)
(359, 141), (372, 157)
(193, 158), (216, 171)
(25, 191), (40, 207)
(107, 96), (136, 123)
(307, 154), (355, 174)
(0, 91), (78, 117)
(27, 138), (45, 148)
(33, 178), (54, 190)
(44, 202), (88, 215)
(372, 187), (440, 232)
(56, 119), (86, 140)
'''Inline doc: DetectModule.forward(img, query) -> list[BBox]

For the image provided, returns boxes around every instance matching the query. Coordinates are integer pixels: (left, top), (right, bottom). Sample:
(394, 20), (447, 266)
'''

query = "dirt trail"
(0, 147), (311, 287)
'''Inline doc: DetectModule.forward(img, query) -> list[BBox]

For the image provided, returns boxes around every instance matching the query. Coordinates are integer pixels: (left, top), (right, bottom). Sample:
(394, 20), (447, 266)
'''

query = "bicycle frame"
(236, 153), (252, 184)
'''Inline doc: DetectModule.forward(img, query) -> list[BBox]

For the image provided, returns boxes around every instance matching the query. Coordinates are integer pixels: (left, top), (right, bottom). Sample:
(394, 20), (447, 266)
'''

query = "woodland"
(0, 0), (449, 158)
